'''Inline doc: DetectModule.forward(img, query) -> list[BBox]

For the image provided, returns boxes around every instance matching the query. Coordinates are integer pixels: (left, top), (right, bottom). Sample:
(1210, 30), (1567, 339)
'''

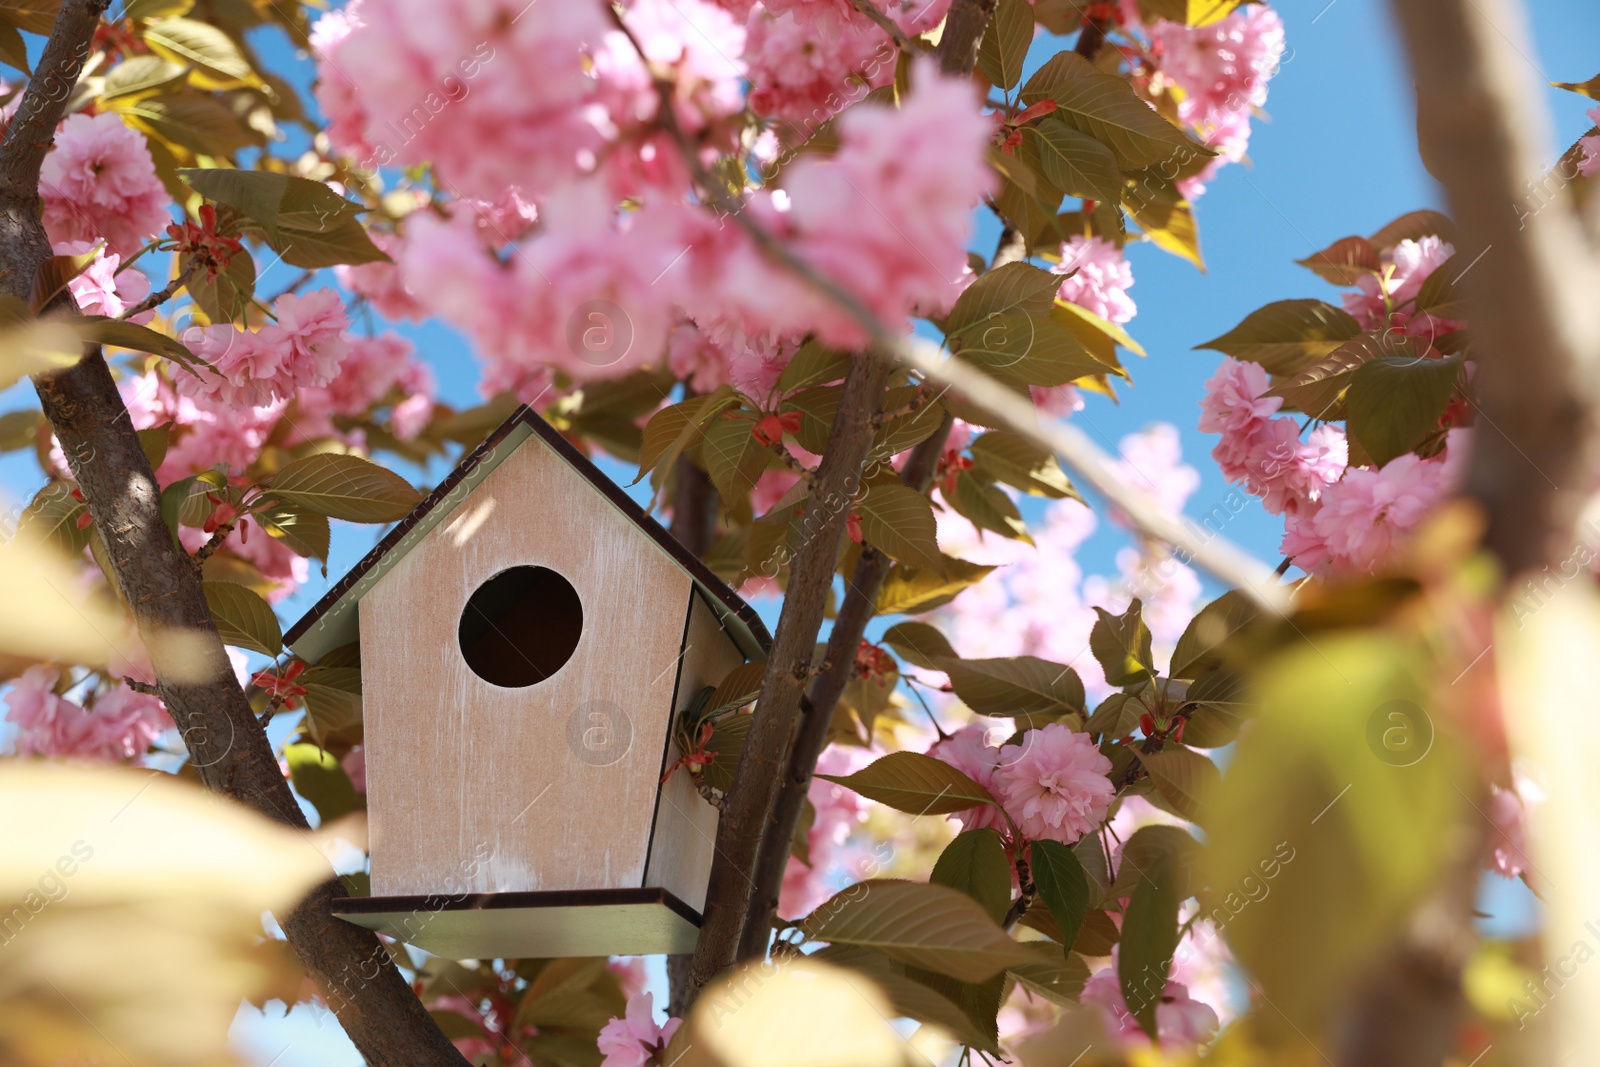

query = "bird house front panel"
(357, 437), (693, 898)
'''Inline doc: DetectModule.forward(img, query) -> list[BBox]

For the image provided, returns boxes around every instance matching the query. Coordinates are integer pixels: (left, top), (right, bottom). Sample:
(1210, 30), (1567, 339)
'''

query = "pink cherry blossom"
(1580, 106), (1600, 178)
(598, 992), (681, 1067)
(992, 723), (1114, 844)
(296, 333), (436, 440)
(1055, 236), (1136, 324)
(1281, 429), (1471, 576)
(743, 4), (897, 124)
(177, 288), (350, 407)
(335, 231), (429, 322)
(1081, 949), (1221, 1051)
(342, 746), (367, 793)
(1342, 236), (1457, 334)
(328, 0), (617, 197)
(5, 667), (172, 761)
(40, 112), (170, 256)
(1199, 358), (1346, 516)
(927, 723), (1010, 835)
(617, 0), (747, 130)
(56, 240), (152, 320)
(1112, 423), (1198, 520)
(1151, 6), (1283, 198)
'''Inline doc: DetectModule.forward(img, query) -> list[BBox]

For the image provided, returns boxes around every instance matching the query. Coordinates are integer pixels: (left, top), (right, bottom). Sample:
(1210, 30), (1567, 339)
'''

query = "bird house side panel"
(357, 439), (692, 898)
(643, 592), (745, 913)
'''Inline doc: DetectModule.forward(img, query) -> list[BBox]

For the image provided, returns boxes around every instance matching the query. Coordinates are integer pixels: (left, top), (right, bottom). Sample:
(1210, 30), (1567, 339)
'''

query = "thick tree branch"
(1344, 0), (1600, 1063)
(935, 0), (997, 76)
(8, 5), (467, 1064)
(688, 352), (893, 993)
(667, 386), (719, 558)
(737, 410), (954, 959)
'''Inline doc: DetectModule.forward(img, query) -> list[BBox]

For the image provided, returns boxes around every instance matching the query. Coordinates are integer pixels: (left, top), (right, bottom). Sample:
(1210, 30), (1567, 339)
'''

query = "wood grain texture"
(644, 592), (744, 913)
(359, 436), (693, 898)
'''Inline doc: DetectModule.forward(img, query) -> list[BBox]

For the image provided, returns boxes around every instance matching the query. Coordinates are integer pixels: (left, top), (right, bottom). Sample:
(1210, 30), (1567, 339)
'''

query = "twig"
(765, 440), (816, 482)
(845, 0), (917, 54)
(190, 522), (234, 570)
(119, 256), (201, 320)
(121, 677), (161, 695)
(266, 268), (316, 302)
(871, 384), (937, 427)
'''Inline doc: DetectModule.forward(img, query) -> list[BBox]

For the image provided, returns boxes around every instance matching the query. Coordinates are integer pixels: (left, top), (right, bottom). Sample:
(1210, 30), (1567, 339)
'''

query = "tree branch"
(935, 0), (997, 76)
(846, 0), (916, 55)
(667, 386), (719, 558)
(688, 351), (894, 993)
(119, 256), (200, 321)
(8, 5), (468, 1064)
(1341, 0), (1600, 1062)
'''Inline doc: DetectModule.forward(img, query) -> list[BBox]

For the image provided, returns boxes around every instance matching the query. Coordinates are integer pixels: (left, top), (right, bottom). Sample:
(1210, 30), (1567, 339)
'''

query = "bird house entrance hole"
(458, 565), (584, 688)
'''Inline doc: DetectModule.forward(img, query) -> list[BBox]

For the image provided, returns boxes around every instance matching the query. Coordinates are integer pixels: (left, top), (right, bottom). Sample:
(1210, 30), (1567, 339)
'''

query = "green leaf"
(1552, 72), (1600, 99)
(74, 316), (205, 375)
(135, 424), (170, 472)
(0, 319), (80, 390)
(1295, 235), (1380, 286)
(970, 431), (1077, 499)
(177, 169), (385, 268)
(1119, 850), (1184, 1038)
(1086, 691), (1141, 740)
(855, 483), (943, 572)
(266, 453), (421, 523)
(273, 214), (390, 270)
(1367, 209), (1455, 253)
(122, 93), (257, 155)
(19, 481), (89, 555)
(1414, 254), (1468, 319)
(877, 558), (995, 615)
(1169, 590), (1258, 679)
(635, 390), (722, 487)
(202, 580), (282, 656)
(778, 340), (850, 391)
(0, 408), (42, 451)
(1345, 355), (1461, 466)
(1182, 669), (1249, 747)
(811, 945), (999, 1053)
(701, 712), (750, 794)
(0, 22), (28, 74)
(871, 387), (946, 460)
(706, 661), (767, 716)
(0, 0), (61, 35)
(1140, 745), (1219, 822)
(701, 412), (770, 503)
(1052, 297), (1145, 357)
(1266, 331), (1411, 420)
(256, 503), (331, 570)
(143, 17), (258, 87)
(953, 309), (1109, 387)
(101, 55), (188, 98)
(301, 670), (363, 747)
(1196, 299), (1364, 376)
(938, 655), (1086, 717)
(799, 880), (1033, 981)
(32, 245), (101, 312)
(945, 262), (1062, 339)
(948, 471), (1030, 541)
(1009, 942), (1090, 1005)
(285, 742), (363, 823)
(881, 621), (956, 669)
(1091, 600), (1154, 687)
(977, 0), (1033, 91)
(185, 247), (255, 325)
(1021, 51), (1204, 169)
(1200, 631), (1467, 1030)
(1030, 840), (1090, 952)
(1121, 168), (1203, 269)
(1031, 118), (1123, 202)
(818, 751), (999, 816)
(932, 829), (1012, 925)
(780, 383), (842, 455)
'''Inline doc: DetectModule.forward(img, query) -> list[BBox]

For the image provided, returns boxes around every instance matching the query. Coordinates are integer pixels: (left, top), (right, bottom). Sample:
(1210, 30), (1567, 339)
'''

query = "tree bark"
(1342, 0), (1600, 1062)
(736, 411), (954, 959)
(687, 352), (893, 994)
(936, 0), (997, 76)
(12, 5), (467, 1063)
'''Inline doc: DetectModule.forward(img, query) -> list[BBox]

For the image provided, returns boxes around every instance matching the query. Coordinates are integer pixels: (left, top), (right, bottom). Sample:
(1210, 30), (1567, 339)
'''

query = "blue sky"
(1, 0), (1596, 1061)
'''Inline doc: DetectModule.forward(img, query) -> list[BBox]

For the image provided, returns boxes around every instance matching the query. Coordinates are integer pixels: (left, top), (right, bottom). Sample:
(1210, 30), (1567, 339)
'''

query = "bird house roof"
(283, 406), (772, 664)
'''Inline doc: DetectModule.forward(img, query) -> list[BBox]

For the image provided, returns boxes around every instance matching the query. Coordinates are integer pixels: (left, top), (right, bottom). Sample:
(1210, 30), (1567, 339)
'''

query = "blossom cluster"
(930, 722), (1115, 845)
(177, 289), (351, 408)
(4, 666), (172, 762)
(41, 112), (171, 256)
(1198, 357), (1346, 516)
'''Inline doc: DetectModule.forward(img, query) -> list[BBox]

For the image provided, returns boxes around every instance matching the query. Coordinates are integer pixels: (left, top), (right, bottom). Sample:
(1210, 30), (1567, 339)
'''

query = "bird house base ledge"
(332, 887), (701, 959)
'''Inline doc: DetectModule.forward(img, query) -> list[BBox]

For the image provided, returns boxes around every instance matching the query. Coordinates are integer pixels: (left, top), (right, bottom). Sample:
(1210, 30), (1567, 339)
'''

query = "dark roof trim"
(283, 406), (772, 658)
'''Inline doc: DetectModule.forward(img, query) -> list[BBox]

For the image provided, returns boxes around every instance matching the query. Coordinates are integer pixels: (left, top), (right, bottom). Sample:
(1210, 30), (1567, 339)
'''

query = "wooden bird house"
(284, 407), (769, 959)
